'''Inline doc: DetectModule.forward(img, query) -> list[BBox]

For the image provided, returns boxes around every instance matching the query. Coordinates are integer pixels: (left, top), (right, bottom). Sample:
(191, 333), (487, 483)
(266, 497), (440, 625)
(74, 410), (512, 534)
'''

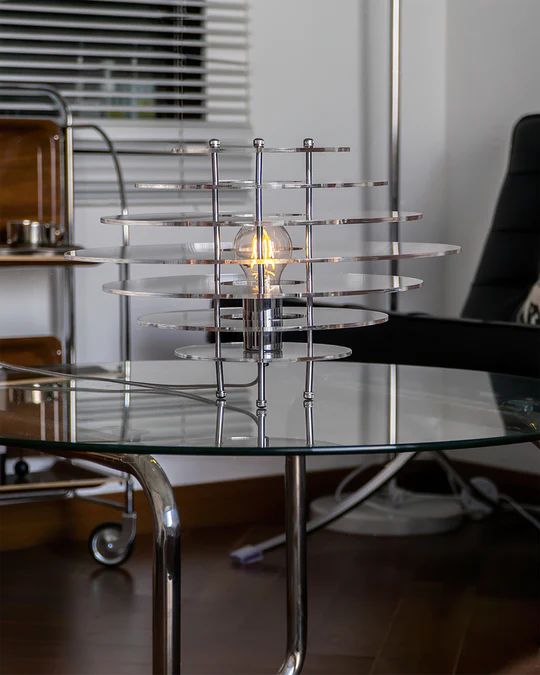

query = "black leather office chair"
(309, 114), (540, 378)
(463, 114), (540, 322)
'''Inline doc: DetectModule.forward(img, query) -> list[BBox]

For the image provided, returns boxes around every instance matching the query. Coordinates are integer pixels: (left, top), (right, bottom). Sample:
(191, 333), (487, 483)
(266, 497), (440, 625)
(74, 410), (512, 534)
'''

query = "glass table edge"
(0, 430), (537, 457)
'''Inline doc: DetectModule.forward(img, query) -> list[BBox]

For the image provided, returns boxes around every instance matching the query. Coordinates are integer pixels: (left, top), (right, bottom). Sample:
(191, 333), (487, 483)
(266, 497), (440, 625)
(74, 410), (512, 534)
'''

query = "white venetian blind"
(0, 0), (249, 125)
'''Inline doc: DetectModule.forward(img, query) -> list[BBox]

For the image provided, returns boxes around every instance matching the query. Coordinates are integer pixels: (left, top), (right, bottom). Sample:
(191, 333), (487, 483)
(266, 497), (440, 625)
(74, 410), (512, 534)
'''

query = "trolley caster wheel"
(14, 459), (29, 482)
(89, 522), (134, 567)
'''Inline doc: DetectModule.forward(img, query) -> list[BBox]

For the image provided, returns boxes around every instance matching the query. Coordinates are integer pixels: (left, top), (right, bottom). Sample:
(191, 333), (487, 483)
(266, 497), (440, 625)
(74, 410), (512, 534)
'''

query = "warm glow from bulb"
(249, 229), (276, 281)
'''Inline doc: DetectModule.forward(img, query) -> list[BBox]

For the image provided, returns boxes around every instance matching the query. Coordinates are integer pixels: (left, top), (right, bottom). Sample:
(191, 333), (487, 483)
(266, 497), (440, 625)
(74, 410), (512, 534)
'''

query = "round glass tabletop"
(0, 361), (538, 456)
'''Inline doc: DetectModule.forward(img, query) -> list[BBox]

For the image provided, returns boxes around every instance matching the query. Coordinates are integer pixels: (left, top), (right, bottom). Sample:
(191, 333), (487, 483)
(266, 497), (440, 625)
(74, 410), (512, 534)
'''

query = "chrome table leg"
(54, 451), (181, 675)
(130, 455), (181, 675)
(231, 451), (418, 563)
(278, 455), (307, 675)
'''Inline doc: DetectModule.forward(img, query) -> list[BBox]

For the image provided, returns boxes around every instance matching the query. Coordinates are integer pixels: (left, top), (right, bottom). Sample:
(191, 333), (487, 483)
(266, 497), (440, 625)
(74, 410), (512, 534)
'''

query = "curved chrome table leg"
(55, 451), (181, 675)
(231, 451), (418, 563)
(278, 455), (307, 675)
(129, 455), (181, 675)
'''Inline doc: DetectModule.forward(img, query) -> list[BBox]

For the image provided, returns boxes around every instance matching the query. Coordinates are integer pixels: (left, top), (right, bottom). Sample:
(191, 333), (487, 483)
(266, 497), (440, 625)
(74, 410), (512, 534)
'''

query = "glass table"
(0, 360), (539, 675)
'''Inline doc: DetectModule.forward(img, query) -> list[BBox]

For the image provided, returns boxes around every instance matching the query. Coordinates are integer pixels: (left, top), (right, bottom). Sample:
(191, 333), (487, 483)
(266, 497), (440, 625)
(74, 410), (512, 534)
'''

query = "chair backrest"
(462, 114), (540, 321)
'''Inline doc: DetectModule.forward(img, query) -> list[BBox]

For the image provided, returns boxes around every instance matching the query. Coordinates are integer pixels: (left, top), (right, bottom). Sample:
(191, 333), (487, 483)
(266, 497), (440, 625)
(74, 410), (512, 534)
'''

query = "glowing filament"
(249, 229), (276, 283)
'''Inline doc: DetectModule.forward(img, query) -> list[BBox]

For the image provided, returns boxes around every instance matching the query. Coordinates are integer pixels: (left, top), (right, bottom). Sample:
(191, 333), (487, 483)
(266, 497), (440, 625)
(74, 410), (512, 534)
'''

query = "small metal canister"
(6, 220), (56, 247)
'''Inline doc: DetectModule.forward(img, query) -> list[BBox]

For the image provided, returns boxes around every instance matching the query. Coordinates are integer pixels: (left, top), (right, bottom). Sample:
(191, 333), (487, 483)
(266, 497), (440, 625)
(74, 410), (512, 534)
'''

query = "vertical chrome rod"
(254, 138), (267, 408)
(256, 408), (267, 448)
(387, 0), (401, 475)
(210, 139), (226, 400)
(278, 455), (307, 675)
(63, 265), (76, 367)
(389, 0), (401, 312)
(121, 359), (132, 432)
(303, 138), (315, 400)
(304, 400), (314, 447)
(63, 120), (76, 365)
(388, 363), (398, 445)
(215, 400), (225, 446)
(119, 220), (131, 363)
(257, 363), (267, 409)
(254, 137), (265, 290)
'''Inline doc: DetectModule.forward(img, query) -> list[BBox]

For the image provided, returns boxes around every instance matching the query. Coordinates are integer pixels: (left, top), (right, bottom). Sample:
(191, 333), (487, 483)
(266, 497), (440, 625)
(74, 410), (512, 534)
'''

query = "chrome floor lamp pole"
(389, 0), (401, 308)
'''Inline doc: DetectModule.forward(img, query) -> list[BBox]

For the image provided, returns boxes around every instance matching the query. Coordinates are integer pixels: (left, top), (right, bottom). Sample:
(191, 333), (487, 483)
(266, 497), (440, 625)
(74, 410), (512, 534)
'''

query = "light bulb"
(233, 221), (293, 292)
(233, 221), (293, 355)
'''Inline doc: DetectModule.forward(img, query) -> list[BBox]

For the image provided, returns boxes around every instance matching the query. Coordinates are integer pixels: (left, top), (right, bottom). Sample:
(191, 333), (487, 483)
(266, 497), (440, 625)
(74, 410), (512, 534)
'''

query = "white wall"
(445, 0), (540, 314)
(2, 0), (539, 486)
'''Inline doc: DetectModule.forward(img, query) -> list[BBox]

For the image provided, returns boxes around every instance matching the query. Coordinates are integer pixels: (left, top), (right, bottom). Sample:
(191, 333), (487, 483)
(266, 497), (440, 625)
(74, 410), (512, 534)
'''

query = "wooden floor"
(0, 514), (539, 675)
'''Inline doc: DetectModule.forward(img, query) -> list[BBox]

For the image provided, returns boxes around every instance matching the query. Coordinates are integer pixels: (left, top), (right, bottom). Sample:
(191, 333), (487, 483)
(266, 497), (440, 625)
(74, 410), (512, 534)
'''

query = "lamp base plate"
(310, 491), (464, 537)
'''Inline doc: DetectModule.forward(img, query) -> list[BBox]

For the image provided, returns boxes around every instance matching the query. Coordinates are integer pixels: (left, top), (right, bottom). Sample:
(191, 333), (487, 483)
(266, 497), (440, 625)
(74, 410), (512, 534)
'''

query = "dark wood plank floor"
(0, 514), (538, 675)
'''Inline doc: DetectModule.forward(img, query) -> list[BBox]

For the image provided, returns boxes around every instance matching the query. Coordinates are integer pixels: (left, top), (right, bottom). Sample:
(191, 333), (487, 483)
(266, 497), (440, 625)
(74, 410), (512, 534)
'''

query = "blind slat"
(0, 102), (247, 115)
(77, 0), (246, 9)
(49, 90), (248, 102)
(0, 17), (247, 38)
(0, 46), (245, 65)
(0, 31), (240, 49)
(0, 60), (247, 75)
(0, 0), (249, 125)
(0, 3), (246, 22)
(0, 74), (246, 87)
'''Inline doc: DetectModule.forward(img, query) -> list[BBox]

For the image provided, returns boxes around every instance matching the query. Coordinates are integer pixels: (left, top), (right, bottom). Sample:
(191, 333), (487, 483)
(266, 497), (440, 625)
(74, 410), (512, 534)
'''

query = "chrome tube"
(231, 451), (418, 560)
(253, 138), (267, 408)
(215, 399), (225, 446)
(304, 400), (314, 447)
(61, 93), (76, 367)
(257, 362), (267, 410)
(242, 297), (284, 354)
(210, 138), (226, 399)
(389, 0), (401, 312)
(256, 407), (267, 448)
(253, 138), (265, 291)
(63, 266), (76, 366)
(136, 456), (181, 675)
(278, 455), (307, 675)
(52, 451), (181, 675)
(388, 363), (398, 445)
(303, 138), (315, 400)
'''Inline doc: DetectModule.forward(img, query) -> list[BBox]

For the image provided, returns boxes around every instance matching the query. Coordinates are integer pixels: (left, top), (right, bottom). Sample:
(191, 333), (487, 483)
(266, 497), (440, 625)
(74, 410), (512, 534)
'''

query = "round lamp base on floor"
(310, 492), (464, 537)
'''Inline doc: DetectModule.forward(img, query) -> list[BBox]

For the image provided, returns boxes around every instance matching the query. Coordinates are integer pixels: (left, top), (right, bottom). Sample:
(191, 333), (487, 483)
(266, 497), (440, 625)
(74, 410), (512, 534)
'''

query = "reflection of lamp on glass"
(233, 221), (293, 356)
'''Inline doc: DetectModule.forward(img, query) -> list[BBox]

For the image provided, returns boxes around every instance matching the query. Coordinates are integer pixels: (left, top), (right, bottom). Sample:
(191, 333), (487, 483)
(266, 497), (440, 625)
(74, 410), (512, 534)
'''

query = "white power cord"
(334, 463), (540, 532)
